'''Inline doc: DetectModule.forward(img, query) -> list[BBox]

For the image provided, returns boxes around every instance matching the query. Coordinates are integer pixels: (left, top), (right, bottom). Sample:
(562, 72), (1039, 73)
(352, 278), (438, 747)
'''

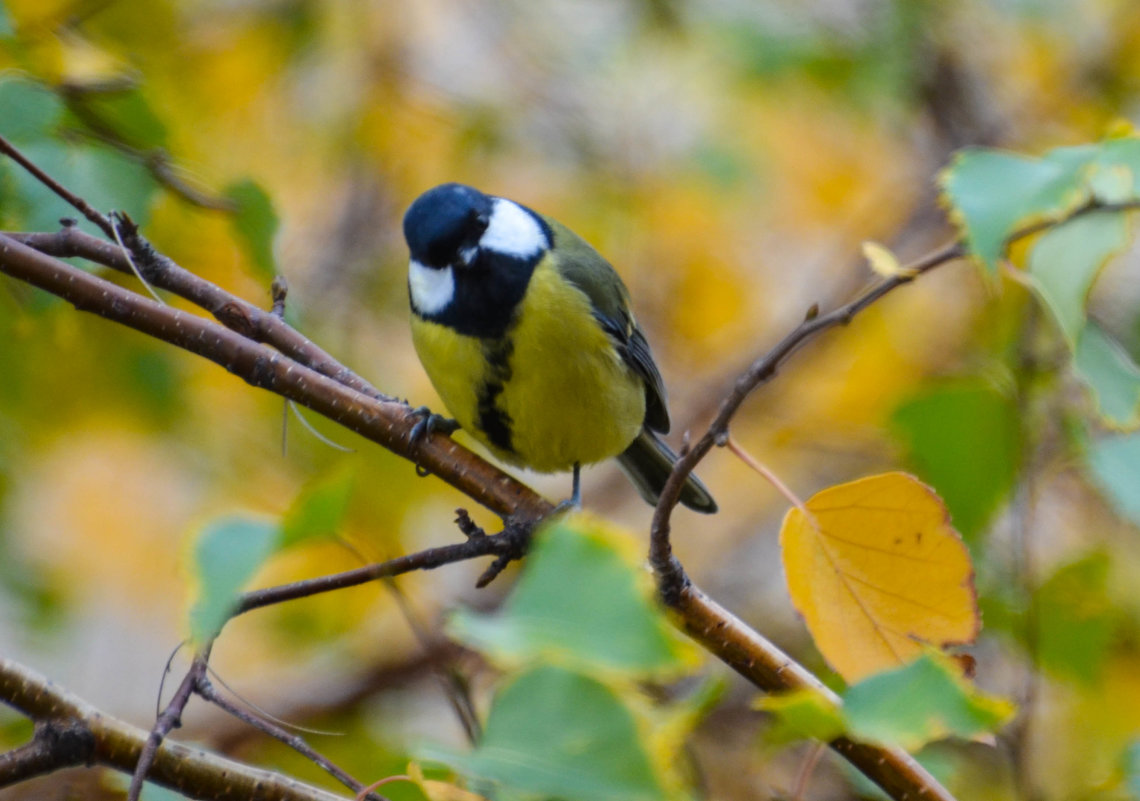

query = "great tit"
(402, 183), (716, 514)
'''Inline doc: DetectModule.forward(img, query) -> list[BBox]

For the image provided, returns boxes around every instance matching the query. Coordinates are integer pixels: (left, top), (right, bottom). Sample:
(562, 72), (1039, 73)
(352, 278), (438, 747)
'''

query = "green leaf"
(280, 465), (356, 548)
(1028, 211), (1130, 347)
(1034, 552), (1116, 684)
(1075, 322), (1140, 428)
(1089, 163), (1134, 205)
(66, 89), (169, 150)
(0, 6), (13, 37)
(224, 179), (279, 281)
(0, 78), (65, 142)
(1097, 137), (1140, 195)
(8, 140), (156, 232)
(756, 689), (846, 745)
(421, 665), (670, 801)
(941, 148), (1094, 272)
(1087, 431), (1140, 526)
(188, 516), (280, 644)
(842, 654), (1015, 750)
(891, 382), (1022, 541)
(447, 515), (699, 677)
(0, 78), (64, 142)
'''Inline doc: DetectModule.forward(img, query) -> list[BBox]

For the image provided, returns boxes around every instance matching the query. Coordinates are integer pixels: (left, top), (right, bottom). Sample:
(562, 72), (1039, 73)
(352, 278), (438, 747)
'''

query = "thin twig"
(235, 521), (533, 616)
(355, 775), (412, 801)
(0, 133), (116, 237)
(59, 93), (239, 212)
(195, 675), (386, 801)
(384, 580), (481, 744)
(791, 741), (826, 801)
(724, 435), (809, 516)
(111, 212), (165, 303)
(650, 194), (1140, 586)
(155, 641), (186, 717)
(127, 652), (211, 801)
(205, 666), (343, 737)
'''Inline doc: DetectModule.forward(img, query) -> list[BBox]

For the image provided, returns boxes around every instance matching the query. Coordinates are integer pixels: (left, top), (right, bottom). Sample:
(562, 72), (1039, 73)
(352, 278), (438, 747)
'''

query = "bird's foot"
(549, 497), (581, 518)
(408, 406), (459, 445)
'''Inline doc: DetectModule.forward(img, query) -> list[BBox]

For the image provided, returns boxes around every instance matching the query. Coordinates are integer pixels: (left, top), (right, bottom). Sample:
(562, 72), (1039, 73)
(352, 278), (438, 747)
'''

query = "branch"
(0, 137), (115, 238)
(127, 653), (210, 801)
(0, 720), (94, 784)
(5, 226), (391, 402)
(0, 232), (552, 521)
(648, 239), (965, 585)
(0, 226), (952, 800)
(195, 676), (384, 801)
(235, 512), (532, 615)
(0, 658), (350, 801)
(671, 586), (956, 801)
(638, 242), (974, 801)
(642, 199), (1140, 799)
(650, 196), (1140, 581)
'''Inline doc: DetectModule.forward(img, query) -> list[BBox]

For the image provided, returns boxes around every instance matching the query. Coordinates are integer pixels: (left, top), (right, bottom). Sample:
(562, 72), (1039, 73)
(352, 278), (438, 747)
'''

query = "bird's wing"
(543, 215), (671, 434)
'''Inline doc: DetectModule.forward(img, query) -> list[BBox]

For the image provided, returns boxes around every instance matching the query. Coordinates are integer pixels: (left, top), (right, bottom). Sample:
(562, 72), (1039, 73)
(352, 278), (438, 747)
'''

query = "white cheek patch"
(408, 259), (455, 315)
(480, 198), (548, 258)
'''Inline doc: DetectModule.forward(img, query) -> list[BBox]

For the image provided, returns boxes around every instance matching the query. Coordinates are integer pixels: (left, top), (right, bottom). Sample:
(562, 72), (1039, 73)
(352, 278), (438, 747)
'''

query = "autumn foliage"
(3, 3), (1140, 801)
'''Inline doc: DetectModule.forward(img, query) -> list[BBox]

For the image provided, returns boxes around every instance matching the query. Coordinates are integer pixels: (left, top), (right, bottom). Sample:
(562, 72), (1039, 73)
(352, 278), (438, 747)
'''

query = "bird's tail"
(616, 429), (718, 514)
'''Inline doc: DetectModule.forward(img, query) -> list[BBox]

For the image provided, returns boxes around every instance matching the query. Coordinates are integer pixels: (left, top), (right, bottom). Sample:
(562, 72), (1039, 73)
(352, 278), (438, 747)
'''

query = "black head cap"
(403, 183), (493, 268)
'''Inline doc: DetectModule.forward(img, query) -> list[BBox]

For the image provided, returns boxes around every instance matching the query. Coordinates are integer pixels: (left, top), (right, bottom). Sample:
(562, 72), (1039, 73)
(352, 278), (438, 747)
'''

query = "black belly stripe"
(476, 338), (514, 453)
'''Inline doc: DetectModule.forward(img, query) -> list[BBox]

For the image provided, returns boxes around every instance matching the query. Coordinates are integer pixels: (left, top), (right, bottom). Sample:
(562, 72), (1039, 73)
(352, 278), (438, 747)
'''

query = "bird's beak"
(457, 246), (478, 268)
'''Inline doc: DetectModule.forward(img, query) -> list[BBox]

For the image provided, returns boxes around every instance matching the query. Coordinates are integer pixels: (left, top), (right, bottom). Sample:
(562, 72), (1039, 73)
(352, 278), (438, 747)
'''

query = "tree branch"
(235, 513), (532, 615)
(0, 130), (985, 801)
(0, 232), (552, 521)
(5, 226), (392, 402)
(671, 585), (956, 801)
(648, 239), (966, 588)
(0, 720), (95, 784)
(0, 137), (115, 238)
(127, 653), (210, 801)
(0, 226), (956, 801)
(195, 675), (384, 801)
(0, 658), (350, 801)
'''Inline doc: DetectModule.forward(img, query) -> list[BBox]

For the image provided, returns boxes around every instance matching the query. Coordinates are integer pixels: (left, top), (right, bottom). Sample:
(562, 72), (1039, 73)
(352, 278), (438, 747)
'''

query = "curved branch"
(648, 240), (965, 585)
(0, 658), (349, 801)
(5, 227), (392, 402)
(0, 228), (954, 801)
(0, 232), (552, 521)
(671, 585), (956, 801)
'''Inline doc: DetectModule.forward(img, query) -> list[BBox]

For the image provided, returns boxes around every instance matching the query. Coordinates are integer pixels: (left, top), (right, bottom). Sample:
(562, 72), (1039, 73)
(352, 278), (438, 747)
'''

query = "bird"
(402, 182), (716, 514)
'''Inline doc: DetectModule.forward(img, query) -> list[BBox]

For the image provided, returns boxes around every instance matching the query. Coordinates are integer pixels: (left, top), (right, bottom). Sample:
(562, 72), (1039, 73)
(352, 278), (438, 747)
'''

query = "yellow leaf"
(862, 240), (903, 278)
(780, 472), (979, 682)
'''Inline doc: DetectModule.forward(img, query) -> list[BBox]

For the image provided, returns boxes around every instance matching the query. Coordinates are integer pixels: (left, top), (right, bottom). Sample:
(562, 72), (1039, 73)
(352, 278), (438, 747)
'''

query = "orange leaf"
(780, 472), (979, 682)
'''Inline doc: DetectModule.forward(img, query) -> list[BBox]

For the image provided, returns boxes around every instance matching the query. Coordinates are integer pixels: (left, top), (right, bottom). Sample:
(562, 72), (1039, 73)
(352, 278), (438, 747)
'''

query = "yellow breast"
(410, 259), (645, 473)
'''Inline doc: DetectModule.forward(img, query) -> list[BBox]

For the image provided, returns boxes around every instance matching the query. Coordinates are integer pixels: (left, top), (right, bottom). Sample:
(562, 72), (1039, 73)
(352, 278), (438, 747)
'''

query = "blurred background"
(2, 0), (1140, 799)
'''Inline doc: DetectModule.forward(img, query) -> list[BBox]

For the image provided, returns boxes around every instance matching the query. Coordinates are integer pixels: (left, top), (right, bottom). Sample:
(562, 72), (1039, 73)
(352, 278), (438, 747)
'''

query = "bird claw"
(550, 497), (581, 517)
(408, 406), (459, 445)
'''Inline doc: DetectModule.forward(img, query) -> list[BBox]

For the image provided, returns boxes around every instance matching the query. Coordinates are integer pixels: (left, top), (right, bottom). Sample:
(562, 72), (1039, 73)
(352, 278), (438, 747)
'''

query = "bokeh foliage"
(3, 1), (1140, 800)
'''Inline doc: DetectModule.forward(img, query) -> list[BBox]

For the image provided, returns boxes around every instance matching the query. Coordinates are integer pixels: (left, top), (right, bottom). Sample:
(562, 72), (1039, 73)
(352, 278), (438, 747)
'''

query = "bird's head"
(403, 183), (493, 269)
(403, 183), (551, 317)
